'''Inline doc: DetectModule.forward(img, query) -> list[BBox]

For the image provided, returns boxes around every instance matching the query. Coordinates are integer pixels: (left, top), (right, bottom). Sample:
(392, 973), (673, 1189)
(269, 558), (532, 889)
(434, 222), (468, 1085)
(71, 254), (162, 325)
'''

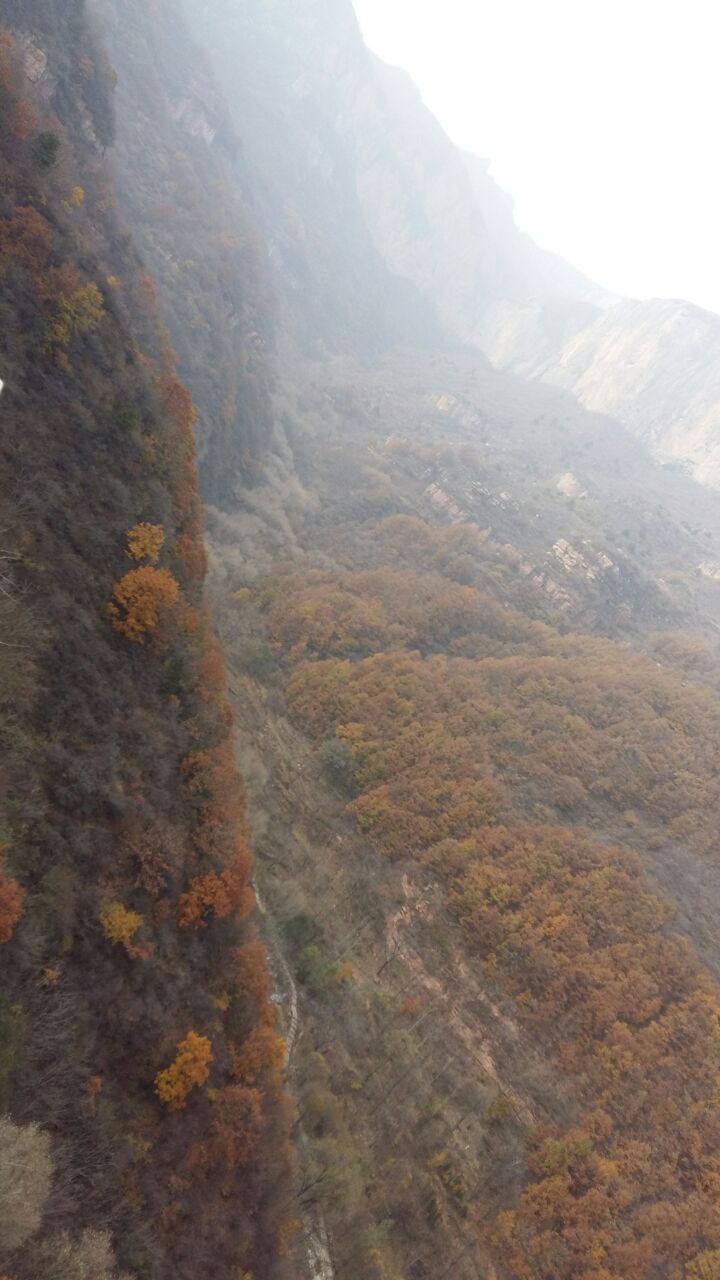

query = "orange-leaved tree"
(107, 566), (179, 644)
(0, 847), (23, 944)
(195, 1084), (264, 1171)
(232, 939), (271, 1009)
(0, 206), (52, 273)
(232, 1025), (286, 1086)
(155, 1031), (213, 1110)
(176, 849), (253, 930)
(126, 522), (164, 564)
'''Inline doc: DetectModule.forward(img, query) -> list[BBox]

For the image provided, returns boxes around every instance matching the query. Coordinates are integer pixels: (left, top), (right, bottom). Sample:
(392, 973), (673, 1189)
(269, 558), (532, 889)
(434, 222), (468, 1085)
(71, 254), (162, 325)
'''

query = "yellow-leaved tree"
(63, 185), (85, 208)
(43, 282), (103, 350)
(127, 522), (164, 564)
(687, 1252), (720, 1280)
(99, 901), (146, 959)
(155, 1032), (213, 1110)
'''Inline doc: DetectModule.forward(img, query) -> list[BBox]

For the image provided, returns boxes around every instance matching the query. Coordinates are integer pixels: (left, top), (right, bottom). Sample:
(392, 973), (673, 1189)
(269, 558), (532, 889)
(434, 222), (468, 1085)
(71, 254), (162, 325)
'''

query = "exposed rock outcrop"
(535, 299), (720, 488)
(182, 0), (720, 493)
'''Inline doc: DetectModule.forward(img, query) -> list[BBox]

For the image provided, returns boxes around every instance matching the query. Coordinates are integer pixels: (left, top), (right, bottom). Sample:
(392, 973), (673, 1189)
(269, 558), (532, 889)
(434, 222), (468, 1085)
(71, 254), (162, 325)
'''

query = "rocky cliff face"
(343, 19), (720, 491)
(89, 0), (280, 505)
(344, 43), (720, 490)
(533, 298), (720, 487)
(183, 0), (602, 356)
(348, 60), (606, 354)
(182, 0), (442, 355)
(179, 0), (720, 493)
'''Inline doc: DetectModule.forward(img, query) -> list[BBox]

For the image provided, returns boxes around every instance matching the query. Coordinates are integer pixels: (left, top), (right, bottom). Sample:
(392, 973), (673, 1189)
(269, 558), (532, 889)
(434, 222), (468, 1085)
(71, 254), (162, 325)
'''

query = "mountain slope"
(184, 0), (604, 359)
(535, 297), (720, 487)
(90, 0), (278, 506)
(0, 6), (290, 1278)
(6, 1), (720, 1278)
(206, 341), (720, 1280)
(181, 0), (720, 492)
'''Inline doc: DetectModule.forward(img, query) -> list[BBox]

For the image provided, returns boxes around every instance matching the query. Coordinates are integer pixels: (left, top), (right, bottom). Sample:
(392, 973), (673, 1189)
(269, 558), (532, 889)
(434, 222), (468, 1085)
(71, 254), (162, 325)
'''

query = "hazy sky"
(353, 0), (720, 313)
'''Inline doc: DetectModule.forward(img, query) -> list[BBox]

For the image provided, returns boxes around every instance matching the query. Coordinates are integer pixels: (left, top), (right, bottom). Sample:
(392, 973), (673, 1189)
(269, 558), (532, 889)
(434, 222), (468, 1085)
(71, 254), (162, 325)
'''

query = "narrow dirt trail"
(254, 883), (299, 1065)
(253, 881), (335, 1280)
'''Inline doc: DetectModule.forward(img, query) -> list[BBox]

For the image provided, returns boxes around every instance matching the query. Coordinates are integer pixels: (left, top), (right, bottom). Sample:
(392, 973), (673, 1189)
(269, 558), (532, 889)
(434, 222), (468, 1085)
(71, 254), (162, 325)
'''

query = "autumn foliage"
(107, 566), (179, 643)
(189, 1084), (264, 1171)
(99, 901), (147, 959)
(263, 550), (720, 1278)
(155, 1031), (213, 1110)
(0, 849), (23, 944)
(43, 281), (103, 354)
(232, 1026), (286, 1087)
(0, 206), (52, 272)
(0, 17), (286, 1279)
(232, 940), (271, 1009)
(126, 522), (164, 564)
(177, 849), (254, 929)
(157, 365), (208, 581)
(180, 744), (248, 857)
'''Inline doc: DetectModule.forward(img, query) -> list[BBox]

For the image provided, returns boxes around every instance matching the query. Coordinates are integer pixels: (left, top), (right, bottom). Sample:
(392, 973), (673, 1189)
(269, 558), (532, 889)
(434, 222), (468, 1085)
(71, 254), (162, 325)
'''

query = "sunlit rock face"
(20, 35), (48, 82)
(532, 299), (720, 488)
(180, 0), (603, 358)
(345, 50), (720, 491)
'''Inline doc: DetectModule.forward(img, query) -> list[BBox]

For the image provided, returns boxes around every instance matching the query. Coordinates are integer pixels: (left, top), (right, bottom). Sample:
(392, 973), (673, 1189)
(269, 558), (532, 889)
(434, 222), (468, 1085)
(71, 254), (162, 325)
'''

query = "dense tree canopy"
(259, 545), (720, 1278)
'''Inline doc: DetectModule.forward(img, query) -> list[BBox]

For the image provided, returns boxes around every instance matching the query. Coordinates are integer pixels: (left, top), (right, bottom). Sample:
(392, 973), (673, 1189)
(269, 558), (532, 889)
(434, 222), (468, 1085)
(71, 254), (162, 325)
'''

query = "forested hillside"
(0, 6), (291, 1278)
(5, 1), (720, 1279)
(209, 380), (720, 1280)
(89, 0), (279, 505)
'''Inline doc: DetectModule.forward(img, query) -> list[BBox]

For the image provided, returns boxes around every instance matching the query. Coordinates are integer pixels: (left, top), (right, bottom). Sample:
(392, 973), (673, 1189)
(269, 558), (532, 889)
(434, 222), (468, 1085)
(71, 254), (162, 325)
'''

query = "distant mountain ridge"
(352, 36), (720, 489)
(92, 0), (720, 494)
(534, 298), (720, 487)
(185, 0), (720, 490)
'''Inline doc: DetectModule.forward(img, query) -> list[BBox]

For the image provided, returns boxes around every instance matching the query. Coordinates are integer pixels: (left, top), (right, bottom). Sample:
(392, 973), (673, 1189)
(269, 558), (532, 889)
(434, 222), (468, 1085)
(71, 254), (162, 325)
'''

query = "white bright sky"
(352, 0), (720, 313)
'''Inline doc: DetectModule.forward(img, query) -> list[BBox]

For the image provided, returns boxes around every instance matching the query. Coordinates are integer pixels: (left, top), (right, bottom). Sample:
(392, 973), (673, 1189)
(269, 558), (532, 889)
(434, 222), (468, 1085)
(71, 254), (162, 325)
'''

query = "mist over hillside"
(3, 2), (720, 1279)
(172, 0), (720, 492)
